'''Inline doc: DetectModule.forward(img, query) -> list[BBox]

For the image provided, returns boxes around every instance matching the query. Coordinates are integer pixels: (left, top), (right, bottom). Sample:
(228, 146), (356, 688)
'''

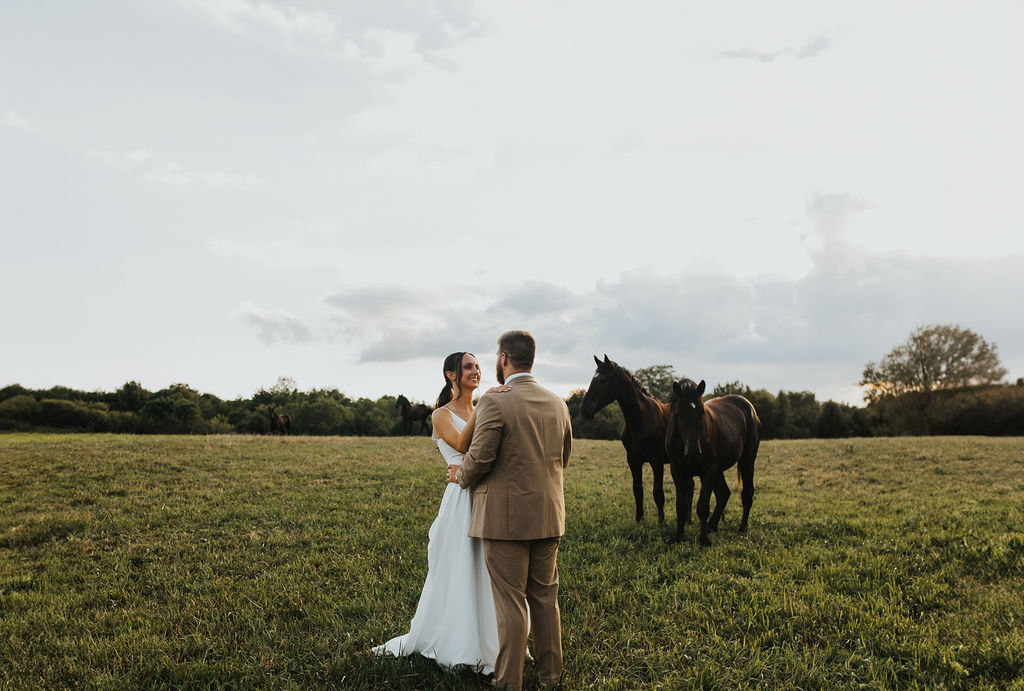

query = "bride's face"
(456, 354), (481, 393)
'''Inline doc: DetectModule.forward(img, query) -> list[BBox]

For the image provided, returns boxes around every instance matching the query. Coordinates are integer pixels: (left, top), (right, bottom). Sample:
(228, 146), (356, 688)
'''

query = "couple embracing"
(374, 330), (572, 689)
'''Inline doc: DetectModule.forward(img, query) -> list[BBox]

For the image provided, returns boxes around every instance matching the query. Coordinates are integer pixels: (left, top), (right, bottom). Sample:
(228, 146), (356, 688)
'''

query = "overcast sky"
(3, 1), (1022, 406)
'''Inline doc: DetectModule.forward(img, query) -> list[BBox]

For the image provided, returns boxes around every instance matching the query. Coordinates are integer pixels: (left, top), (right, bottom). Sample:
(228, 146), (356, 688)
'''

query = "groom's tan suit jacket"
(458, 374), (572, 540)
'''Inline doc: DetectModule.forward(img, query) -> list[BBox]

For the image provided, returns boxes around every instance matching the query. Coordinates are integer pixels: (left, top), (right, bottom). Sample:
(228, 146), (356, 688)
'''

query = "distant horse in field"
(665, 378), (759, 546)
(581, 355), (671, 523)
(396, 395), (432, 435)
(268, 407), (292, 435)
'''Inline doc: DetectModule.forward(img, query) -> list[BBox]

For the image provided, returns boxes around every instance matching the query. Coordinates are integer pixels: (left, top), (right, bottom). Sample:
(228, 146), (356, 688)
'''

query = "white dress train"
(372, 410), (499, 675)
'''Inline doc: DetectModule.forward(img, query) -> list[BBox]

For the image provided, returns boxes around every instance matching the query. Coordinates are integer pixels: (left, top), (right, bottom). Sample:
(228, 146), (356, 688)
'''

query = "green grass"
(1, 434), (1021, 689)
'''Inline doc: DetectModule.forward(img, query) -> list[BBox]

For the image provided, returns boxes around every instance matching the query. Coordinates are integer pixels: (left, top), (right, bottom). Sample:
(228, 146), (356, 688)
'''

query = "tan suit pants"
(483, 537), (562, 690)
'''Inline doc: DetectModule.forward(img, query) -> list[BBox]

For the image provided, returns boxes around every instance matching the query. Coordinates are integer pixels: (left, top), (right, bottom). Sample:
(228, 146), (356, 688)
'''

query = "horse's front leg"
(683, 476), (694, 529)
(669, 462), (691, 542)
(652, 461), (666, 523)
(628, 457), (645, 522)
(696, 470), (715, 547)
(708, 470), (730, 532)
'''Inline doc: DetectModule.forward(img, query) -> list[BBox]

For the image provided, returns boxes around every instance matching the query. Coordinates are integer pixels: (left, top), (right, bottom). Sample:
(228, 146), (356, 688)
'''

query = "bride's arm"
(452, 385), (511, 453)
(452, 408), (477, 453)
(436, 386), (513, 456)
(431, 408), (463, 451)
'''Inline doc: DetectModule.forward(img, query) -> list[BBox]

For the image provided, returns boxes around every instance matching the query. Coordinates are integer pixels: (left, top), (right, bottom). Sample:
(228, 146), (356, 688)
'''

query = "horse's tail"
(739, 398), (760, 491)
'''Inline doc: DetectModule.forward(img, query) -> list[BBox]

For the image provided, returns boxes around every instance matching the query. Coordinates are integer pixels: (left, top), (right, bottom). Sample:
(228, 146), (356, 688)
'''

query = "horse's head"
(669, 378), (706, 464)
(581, 354), (618, 420)
(395, 395), (408, 410)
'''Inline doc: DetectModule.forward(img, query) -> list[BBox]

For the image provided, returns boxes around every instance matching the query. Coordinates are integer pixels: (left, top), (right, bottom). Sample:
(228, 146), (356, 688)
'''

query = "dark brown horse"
(581, 355), (671, 523)
(396, 395), (432, 435)
(268, 407), (292, 435)
(665, 378), (759, 546)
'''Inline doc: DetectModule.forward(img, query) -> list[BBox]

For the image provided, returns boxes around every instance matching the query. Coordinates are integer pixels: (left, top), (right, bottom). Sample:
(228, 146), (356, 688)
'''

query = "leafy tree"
(139, 384), (205, 433)
(711, 381), (752, 398)
(782, 391), (821, 438)
(206, 415), (234, 434)
(39, 386), (81, 401)
(633, 365), (677, 402)
(114, 381), (150, 412)
(198, 393), (228, 420)
(774, 392), (793, 439)
(349, 397), (394, 436)
(291, 395), (355, 435)
(0, 395), (39, 423)
(861, 324), (1007, 402)
(0, 384), (32, 404)
(252, 377), (294, 407)
(37, 399), (110, 430)
(815, 401), (872, 438)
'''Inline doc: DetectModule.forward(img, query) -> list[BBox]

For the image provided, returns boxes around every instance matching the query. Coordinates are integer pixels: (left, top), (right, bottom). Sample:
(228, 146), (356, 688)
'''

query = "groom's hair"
(498, 330), (535, 370)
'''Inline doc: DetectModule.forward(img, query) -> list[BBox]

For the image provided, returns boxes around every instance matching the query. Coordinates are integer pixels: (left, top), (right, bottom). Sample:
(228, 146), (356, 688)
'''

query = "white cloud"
(321, 286), (437, 321)
(721, 33), (832, 62)
(178, 0), (338, 51)
(305, 196), (1023, 402)
(86, 149), (152, 165)
(145, 162), (264, 188)
(0, 110), (42, 132)
(797, 35), (831, 58)
(235, 301), (312, 343)
(174, 0), (474, 73)
(496, 282), (579, 315)
(354, 29), (429, 78)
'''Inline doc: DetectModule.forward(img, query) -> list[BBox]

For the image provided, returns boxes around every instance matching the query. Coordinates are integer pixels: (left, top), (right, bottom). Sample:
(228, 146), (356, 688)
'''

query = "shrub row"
(2, 381), (1022, 438)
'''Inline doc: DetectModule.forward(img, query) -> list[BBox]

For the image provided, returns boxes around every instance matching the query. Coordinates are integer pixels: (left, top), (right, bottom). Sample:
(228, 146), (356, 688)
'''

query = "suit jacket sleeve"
(458, 395), (502, 488)
(562, 403), (572, 468)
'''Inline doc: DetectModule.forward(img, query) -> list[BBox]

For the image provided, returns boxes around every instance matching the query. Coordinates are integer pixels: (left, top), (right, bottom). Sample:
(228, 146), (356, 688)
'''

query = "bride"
(373, 351), (506, 675)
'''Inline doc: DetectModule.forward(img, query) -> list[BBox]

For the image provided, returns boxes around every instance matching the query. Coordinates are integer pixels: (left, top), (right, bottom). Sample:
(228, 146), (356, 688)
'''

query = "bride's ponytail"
(436, 352), (465, 408)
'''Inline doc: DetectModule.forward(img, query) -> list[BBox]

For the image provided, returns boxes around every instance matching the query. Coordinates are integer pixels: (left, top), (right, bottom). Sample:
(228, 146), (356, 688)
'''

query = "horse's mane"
(607, 359), (656, 401)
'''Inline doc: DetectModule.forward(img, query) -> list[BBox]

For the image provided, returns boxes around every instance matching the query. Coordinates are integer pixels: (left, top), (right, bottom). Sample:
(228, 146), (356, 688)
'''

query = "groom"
(451, 330), (572, 689)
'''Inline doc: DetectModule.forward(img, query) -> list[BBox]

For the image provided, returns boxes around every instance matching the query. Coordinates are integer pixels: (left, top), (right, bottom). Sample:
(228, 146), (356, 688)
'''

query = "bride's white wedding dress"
(372, 410), (499, 674)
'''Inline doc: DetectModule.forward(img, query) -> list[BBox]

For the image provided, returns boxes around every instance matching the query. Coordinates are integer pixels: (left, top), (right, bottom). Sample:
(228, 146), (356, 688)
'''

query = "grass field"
(0, 433), (1022, 689)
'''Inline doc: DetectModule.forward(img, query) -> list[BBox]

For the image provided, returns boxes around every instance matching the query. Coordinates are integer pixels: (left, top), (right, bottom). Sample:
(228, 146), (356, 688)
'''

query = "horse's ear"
(697, 380), (706, 396)
(603, 354), (610, 365)
(593, 355), (602, 368)
(672, 380), (683, 397)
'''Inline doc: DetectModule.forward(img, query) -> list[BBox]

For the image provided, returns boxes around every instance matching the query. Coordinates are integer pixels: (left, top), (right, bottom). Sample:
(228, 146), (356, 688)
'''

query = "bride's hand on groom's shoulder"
(484, 385), (512, 395)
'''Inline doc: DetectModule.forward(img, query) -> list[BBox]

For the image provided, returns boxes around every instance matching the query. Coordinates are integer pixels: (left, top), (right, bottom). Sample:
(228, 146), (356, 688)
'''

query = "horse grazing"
(581, 355), (671, 523)
(268, 407), (292, 435)
(665, 378), (759, 546)
(395, 395), (432, 435)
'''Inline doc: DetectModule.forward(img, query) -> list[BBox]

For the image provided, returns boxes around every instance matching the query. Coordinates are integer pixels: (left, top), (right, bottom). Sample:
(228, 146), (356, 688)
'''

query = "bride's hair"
(436, 351), (472, 408)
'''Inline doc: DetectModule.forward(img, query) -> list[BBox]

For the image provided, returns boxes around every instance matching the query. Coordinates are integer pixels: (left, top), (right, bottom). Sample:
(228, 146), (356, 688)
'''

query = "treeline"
(0, 381), (409, 436)
(2, 378), (1022, 438)
(566, 381), (1024, 440)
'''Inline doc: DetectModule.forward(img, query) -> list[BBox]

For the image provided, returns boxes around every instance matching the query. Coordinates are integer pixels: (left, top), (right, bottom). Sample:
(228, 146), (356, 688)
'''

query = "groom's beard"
(496, 361), (505, 385)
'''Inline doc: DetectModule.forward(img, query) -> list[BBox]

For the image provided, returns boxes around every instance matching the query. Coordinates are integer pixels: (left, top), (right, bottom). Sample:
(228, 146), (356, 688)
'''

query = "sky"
(2, 1), (1022, 407)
